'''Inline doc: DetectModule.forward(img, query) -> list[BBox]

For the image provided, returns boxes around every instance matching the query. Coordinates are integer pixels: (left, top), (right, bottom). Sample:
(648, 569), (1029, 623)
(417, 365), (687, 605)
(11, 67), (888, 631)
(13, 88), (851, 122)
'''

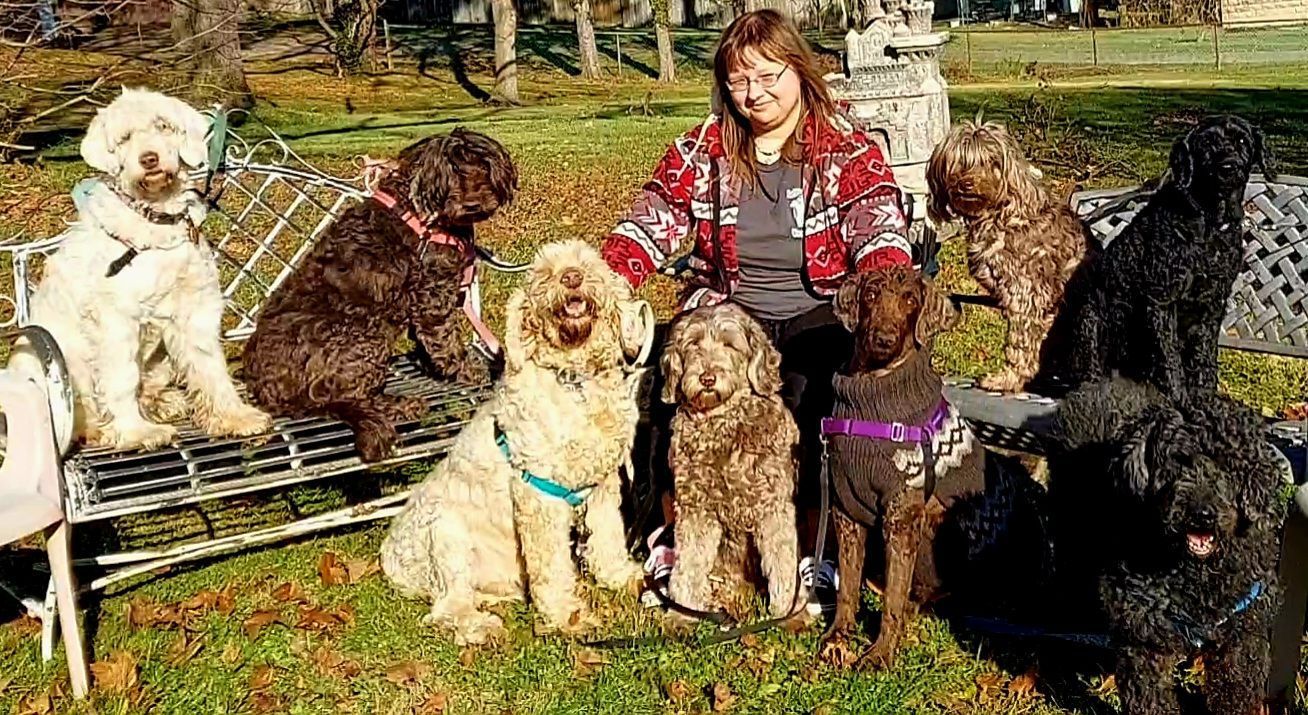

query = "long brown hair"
(713, 9), (836, 188)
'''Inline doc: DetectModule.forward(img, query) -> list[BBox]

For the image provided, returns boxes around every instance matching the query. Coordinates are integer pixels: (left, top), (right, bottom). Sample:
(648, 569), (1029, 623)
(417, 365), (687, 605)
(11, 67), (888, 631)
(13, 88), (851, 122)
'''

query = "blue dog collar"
(495, 424), (594, 508)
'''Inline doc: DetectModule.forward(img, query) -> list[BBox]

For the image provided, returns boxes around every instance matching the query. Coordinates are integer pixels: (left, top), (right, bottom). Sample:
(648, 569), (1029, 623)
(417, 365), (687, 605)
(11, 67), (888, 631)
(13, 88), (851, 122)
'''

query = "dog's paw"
(978, 369), (1026, 393)
(819, 630), (861, 669)
(139, 388), (189, 423)
(856, 637), (898, 671)
(456, 357), (491, 385)
(380, 397), (428, 423)
(535, 602), (598, 639)
(98, 420), (177, 451)
(355, 424), (399, 463)
(595, 559), (645, 595)
(443, 612), (506, 646)
(202, 404), (272, 438)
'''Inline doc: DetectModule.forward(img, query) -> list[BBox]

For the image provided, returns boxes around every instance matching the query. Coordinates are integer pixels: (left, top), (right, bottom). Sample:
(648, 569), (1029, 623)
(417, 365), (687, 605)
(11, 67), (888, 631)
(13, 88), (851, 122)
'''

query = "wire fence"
(941, 20), (1308, 74)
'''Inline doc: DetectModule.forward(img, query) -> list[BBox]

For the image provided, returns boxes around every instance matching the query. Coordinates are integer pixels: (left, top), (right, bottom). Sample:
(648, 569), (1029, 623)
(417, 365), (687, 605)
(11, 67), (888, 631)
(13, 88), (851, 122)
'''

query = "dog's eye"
(116, 132), (131, 146)
(155, 120), (176, 134)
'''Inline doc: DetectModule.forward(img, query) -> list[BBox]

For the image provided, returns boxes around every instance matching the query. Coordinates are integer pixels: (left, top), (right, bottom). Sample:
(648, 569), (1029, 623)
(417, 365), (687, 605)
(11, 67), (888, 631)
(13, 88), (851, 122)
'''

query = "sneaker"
(641, 525), (676, 608)
(799, 556), (839, 617)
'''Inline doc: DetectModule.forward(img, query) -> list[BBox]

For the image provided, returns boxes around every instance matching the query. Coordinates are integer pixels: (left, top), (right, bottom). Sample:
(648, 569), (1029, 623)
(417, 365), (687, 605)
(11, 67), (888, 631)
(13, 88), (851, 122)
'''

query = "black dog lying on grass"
(1048, 377), (1286, 715)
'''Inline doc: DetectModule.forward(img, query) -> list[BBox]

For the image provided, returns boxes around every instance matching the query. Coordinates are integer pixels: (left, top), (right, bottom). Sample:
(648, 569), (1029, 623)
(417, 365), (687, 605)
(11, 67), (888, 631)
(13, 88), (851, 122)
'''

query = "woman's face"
(725, 48), (802, 134)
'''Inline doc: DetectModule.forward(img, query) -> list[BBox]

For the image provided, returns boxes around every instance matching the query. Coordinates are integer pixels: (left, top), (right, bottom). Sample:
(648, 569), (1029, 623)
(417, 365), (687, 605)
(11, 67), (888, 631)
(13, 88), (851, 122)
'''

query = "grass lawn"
(1, 27), (1307, 714)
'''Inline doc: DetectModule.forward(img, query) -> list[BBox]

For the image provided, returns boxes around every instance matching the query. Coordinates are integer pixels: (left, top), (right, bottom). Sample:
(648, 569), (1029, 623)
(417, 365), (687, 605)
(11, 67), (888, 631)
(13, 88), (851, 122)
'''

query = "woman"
(603, 9), (916, 607)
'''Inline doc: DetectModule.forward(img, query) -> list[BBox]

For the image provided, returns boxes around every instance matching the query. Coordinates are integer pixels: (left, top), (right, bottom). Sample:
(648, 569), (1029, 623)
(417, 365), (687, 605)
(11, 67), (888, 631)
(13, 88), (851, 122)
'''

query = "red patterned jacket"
(601, 103), (911, 310)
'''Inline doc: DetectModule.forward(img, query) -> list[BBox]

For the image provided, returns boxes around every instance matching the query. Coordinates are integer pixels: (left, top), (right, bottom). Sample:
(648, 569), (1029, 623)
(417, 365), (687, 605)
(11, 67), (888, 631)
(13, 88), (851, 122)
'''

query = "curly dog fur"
(1050, 378), (1285, 714)
(660, 303), (804, 623)
(379, 241), (652, 644)
(1063, 115), (1277, 399)
(10, 87), (270, 450)
(927, 118), (1092, 393)
(820, 266), (1052, 670)
(242, 128), (517, 462)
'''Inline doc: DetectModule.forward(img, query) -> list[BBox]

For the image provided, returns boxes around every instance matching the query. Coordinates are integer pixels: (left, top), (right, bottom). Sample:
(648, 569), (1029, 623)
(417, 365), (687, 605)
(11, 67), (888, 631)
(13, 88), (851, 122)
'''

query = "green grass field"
(1, 25), (1307, 714)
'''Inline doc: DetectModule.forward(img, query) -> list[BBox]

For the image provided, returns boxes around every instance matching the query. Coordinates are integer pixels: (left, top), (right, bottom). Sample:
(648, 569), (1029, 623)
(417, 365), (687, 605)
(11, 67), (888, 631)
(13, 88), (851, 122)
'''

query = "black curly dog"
(1049, 378), (1285, 715)
(1063, 115), (1276, 399)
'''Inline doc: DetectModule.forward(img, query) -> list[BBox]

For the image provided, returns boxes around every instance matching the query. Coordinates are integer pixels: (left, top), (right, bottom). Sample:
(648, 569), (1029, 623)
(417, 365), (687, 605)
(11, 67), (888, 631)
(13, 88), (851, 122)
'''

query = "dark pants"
(635, 303), (850, 558)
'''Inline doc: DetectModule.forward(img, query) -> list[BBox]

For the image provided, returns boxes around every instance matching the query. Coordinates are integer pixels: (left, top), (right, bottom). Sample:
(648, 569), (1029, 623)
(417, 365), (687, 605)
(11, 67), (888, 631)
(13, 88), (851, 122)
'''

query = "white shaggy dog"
(380, 240), (651, 645)
(10, 87), (270, 450)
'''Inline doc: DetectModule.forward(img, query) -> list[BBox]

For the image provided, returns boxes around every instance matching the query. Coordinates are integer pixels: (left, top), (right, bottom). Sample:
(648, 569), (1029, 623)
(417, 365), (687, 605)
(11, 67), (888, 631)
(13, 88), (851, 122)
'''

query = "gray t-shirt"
(733, 161), (823, 322)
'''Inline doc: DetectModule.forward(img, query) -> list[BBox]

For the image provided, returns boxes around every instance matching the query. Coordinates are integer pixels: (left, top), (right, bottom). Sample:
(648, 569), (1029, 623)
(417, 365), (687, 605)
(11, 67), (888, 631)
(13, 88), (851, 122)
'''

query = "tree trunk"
(171, 0), (253, 110)
(573, 0), (602, 79)
(652, 0), (675, 82)
(490, 0), (519, 102)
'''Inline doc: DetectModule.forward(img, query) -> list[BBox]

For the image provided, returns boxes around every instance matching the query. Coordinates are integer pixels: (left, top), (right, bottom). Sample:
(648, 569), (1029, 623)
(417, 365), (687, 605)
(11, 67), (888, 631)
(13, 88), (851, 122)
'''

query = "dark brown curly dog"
(242, 129), (517, 462)
(821, 265), (1050, 670)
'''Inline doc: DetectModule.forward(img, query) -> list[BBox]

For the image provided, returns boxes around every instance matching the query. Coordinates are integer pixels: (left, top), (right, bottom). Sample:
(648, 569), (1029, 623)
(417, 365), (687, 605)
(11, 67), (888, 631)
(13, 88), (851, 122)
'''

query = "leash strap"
(370, 188), (503, 358)
(495, 422), (594, 508)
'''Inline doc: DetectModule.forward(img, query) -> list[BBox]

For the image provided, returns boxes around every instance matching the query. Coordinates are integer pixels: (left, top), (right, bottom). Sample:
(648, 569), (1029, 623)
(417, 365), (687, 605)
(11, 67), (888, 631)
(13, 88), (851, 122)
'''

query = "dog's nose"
(873, 333), (898, 350)
(139, 152), (159, 171)
(699, 373), (716, 388)
(560, 269), (583, 290)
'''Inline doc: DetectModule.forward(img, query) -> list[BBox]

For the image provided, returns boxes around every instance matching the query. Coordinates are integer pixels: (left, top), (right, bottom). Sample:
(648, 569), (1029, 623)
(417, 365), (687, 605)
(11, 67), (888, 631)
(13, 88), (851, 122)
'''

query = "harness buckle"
(890, 422), (907, 443)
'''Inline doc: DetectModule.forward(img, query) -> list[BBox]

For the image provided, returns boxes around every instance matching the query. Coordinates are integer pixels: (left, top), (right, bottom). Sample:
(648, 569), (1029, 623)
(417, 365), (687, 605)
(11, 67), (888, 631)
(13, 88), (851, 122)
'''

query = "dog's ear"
(503, 289), (536, 375)
(834, 273), (865, 332)
(1167, 132), (1194, 190)
(1251, 123), (1278, 181)
(658, 322), (685, 405)
(743, 315), (782, 396)
(172, 98), (211, 170)
(914, 275), (960, 347)
(402, 135), (450, 220)
(925, 144), (956, 226)
(80, 107), (120, 175)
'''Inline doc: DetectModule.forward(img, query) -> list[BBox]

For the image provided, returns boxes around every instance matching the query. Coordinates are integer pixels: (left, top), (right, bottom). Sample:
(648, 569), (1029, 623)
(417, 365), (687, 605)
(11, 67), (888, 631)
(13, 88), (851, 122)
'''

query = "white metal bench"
(0, 109), (497, 665)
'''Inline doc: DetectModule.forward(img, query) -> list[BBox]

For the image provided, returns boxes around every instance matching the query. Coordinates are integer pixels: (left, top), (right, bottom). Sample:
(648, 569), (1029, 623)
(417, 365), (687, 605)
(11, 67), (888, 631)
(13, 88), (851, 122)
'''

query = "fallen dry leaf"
(711, 681), (737, 712)
(166, 632), (205, 667)
(572, 647), (610, 677)
(975, 672), (1006, 703)
(8, 615), (41, 637)
(249, 664), (277, 691)
(318, 552), (349, 586)
(418, 692), (449, 714)
(739, 633), (761, 649)
(1285, 402), (1307, 421)
(272, 581), (309, 604)
(312, 646), (362, 679)
(248, 691), (284, 713)
(221, 642), (243, 664)
(215, 584), (236, 615)
(458, 646), (477, 667)
(243, 609), (285, 639)
(295, 604), (354, 633)
(345, 557), (381, 584)
(179, 589), (219, 613)
(15, 692), (52, 715)
(91, 650), (139, 694)
(665, 679), (692, 701)
(1008, 669), (1039, 698)
(124, 597), (172, 630)
(385, 660), (433, 687)
(1092, 674), (1117, 698)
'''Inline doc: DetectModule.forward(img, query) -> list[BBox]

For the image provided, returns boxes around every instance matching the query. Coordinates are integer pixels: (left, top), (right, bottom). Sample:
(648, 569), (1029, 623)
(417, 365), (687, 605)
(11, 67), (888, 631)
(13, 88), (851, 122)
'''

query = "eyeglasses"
(724, 65), (789, 94)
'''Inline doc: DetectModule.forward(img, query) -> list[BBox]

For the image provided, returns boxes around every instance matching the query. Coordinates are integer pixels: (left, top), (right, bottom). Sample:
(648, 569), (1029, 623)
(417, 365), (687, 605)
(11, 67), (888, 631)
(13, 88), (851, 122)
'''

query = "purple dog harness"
(819, 398), (952, 497)
(820, 398), (951, 445)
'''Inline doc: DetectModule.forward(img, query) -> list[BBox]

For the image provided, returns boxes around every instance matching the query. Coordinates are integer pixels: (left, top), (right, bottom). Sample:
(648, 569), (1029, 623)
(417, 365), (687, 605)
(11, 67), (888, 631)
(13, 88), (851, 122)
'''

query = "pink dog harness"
(369, 188), (502, 356)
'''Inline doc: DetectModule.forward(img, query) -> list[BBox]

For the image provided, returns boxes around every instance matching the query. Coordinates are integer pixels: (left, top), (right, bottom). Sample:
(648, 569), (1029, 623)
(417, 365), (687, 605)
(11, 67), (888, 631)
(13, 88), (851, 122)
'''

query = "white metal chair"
(0, 327), (87, 698)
